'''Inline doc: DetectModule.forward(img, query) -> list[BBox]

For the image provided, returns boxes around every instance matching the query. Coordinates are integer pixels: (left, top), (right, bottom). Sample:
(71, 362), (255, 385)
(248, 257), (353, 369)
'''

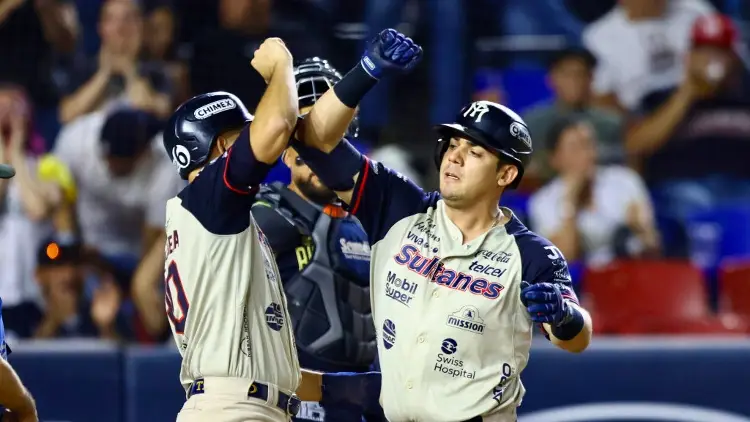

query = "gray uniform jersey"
(349, 158), (578, 422)
(164, 137), (300, 393)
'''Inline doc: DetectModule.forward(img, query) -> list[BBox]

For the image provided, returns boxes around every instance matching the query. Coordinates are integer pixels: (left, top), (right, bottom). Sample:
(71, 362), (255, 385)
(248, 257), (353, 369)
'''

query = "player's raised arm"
(248, 38), (299, 164)
(292, 28), (422, 205)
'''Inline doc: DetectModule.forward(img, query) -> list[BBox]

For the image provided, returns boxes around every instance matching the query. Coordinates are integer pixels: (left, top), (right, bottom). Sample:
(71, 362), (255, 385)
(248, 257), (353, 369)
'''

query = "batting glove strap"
(550, 301), (584, 341)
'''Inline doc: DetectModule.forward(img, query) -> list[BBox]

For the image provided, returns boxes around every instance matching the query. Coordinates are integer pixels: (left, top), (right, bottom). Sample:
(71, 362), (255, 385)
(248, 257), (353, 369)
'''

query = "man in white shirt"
(52, 107), (183, 289)
(583, 0), (714, 113)
(529, 117), (660, 267)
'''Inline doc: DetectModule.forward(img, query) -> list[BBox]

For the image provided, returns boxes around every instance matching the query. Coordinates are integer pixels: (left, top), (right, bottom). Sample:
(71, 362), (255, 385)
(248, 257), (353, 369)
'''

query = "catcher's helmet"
(164, 91), (252, 179)
(434, 101), (533, 189)
(294, 57), (359, 138)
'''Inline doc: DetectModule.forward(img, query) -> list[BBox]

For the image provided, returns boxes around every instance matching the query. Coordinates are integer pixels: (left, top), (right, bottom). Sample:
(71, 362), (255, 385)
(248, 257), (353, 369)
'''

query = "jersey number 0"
(165, 261), (190, 334)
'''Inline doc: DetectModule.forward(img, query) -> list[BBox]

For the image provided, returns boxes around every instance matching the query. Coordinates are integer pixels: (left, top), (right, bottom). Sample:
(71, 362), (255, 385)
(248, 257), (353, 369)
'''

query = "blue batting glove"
(321, 371), (382, 413)
(520, 281), (576, 326)
(360, 28), (423, 79)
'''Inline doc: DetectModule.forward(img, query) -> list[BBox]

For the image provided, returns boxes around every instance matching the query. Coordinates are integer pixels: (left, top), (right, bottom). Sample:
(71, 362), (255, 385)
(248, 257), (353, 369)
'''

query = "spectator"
(142, 1), (189, 104)
(4, 239), (122, 340)
(0, 86), (68, 326)
(360, 0), (466, 139)
(52, 107), (182, 291)
(626, 14), (750, 219)
(58, 0), (172, 123)
(0, 0), (78, 109)
(187, 0), (333, 107)
(523, 47), (624, 182)
(187, 0), (272, 107)
(583, 0), (714, 113)
(529, 117), (659, 267)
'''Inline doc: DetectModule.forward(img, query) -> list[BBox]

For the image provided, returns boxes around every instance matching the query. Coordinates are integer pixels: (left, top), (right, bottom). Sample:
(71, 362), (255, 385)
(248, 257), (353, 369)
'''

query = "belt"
(188, 378), (301, 416)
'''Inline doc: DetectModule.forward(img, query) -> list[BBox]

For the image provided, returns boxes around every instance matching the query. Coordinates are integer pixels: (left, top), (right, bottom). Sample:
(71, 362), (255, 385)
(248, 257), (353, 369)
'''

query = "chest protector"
(258, 183), (376, 370)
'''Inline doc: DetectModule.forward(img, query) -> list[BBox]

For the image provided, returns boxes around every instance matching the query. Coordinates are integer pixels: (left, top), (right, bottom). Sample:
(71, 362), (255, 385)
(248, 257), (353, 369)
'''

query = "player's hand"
(520, 282), (576, 326)
(251, 38), (293, 83)
(91, 276), (122, 331)
(360, 28), (423, 80)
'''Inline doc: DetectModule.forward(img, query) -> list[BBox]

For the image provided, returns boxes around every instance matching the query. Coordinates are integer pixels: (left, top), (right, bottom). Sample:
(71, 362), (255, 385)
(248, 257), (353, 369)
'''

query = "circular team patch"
(382, 319), (396, 350)
(441, 338), (458, 355)
(265, 303), (284, 331)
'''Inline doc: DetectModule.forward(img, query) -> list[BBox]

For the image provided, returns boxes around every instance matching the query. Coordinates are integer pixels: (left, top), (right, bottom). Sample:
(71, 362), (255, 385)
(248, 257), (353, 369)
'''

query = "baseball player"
(251, 57), (383, 422)
(161, 38), (305, 422)
(292, 33), (594, 421)
(0, 163), (39, 422)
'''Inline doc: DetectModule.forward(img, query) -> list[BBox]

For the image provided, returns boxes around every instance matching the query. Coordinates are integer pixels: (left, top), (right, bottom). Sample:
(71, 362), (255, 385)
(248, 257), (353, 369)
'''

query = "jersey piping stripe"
(350, 157), (371, 215)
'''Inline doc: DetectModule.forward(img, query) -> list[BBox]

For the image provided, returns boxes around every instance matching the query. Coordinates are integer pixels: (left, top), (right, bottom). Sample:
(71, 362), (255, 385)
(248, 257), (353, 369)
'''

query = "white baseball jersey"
(164, 136), (300, 393)
(582, 0), (714, 110)
(348, 158), (578, 422)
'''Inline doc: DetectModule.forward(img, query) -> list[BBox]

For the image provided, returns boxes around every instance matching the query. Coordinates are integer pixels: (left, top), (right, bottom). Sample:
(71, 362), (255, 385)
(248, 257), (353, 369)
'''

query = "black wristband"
(550, 304), (585, 341)
(333, 61), (379, 108)
(291, 138), (363, 191)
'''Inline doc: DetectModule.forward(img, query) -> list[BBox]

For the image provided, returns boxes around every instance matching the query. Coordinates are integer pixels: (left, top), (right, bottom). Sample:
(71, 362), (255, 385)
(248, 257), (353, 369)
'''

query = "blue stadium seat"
(686, 205), (750, 271)
(475, 66), (552, 115)
(685, 205), (750, 307)
(655, 213), (690, 259)
(500, 191), (530, 225)
(124, 346), (184, 422)
(11, 341), (123, 422)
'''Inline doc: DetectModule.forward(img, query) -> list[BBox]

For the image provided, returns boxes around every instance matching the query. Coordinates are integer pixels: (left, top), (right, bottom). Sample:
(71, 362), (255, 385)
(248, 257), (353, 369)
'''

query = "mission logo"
(446, 305), (485, 334)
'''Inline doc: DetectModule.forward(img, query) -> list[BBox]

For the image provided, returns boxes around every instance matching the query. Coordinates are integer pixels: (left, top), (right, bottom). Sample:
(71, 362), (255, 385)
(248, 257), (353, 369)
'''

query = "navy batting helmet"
(164, 91), (252, 179)
(434, 101), (533, 189)
(294, 57), (359, 138)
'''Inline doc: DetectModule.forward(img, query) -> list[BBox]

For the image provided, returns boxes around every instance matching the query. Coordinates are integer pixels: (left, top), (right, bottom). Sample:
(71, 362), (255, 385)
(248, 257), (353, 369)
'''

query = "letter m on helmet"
(463, 101), (491, 123)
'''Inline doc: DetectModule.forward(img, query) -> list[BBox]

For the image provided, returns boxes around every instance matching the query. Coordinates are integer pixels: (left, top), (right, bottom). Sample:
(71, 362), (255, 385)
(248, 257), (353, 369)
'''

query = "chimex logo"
(519, 403), (750, 422)
(194, 98), (236, 119)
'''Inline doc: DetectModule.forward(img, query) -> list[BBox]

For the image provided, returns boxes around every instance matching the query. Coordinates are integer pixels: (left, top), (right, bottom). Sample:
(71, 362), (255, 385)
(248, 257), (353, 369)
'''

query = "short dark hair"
(547, 115), (588, 152)
(547, 47), (597, 72)
(101, 108), (163, 158)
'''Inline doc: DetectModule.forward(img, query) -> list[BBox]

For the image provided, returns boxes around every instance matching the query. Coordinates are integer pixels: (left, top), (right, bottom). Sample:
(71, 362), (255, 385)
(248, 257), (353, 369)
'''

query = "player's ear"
(496, 164), (518, 188)
(216, 136), (228, 155)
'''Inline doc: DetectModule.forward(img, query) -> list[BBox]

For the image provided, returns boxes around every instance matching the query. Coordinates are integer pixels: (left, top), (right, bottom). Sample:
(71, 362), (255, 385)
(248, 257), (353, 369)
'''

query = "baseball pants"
(176, 377), (294, 422)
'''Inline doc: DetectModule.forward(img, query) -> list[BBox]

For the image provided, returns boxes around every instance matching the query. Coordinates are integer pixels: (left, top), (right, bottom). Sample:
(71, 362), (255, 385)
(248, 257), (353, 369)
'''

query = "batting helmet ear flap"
(434, 136), (450, 169)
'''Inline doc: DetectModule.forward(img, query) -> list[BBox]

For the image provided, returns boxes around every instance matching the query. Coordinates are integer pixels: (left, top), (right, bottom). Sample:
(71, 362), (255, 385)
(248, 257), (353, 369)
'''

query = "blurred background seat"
(584, 260), (746, 335)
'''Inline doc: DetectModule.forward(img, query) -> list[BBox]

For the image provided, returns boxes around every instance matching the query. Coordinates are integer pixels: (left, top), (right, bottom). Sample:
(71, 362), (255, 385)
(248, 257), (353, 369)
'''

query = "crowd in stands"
(0, 0), (748, 343)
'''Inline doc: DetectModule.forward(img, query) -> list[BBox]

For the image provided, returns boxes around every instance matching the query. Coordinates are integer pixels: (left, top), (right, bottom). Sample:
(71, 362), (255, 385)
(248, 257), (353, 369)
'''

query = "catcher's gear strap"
(332, 62), (378, 108)
(291, 138), (364, 191)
